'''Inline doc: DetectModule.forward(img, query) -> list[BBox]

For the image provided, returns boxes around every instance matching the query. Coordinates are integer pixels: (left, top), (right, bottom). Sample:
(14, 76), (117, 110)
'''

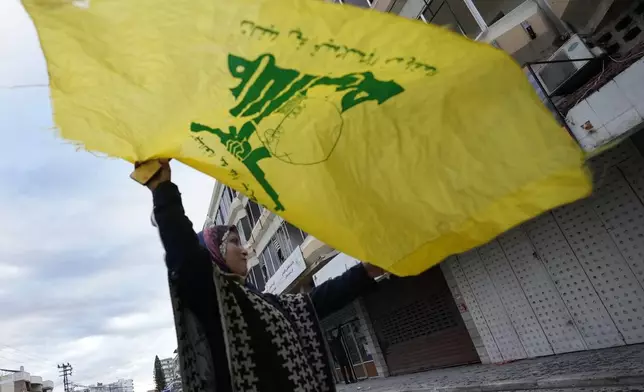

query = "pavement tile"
(336, 344), (644, 392)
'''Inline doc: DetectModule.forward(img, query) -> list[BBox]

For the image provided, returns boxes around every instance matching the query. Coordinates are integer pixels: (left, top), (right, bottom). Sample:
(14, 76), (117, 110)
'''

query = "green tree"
(154, 355), (167, 392)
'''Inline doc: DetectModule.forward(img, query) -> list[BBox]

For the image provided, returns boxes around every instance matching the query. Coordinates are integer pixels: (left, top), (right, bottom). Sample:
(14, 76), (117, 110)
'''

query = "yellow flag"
(23, 0), (591, 276)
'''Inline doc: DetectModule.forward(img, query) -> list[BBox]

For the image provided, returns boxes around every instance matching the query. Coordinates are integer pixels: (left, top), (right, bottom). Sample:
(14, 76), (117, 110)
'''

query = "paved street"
(337, 344), (644, 392)
(493, 389), (644, 392)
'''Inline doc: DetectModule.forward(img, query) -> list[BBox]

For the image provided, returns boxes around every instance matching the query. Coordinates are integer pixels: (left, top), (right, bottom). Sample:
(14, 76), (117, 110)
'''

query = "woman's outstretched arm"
(309, 263), (383, 319)
(144, 160), (211, 276)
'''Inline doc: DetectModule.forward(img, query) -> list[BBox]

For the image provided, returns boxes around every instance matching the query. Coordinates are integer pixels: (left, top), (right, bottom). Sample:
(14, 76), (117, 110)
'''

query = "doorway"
(326, 318), (378, 383)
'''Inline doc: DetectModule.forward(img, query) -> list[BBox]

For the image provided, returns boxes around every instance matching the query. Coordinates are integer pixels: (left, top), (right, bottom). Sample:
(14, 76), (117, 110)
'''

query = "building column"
(440, 260), (495, 364)
(354, 298), (389, 377)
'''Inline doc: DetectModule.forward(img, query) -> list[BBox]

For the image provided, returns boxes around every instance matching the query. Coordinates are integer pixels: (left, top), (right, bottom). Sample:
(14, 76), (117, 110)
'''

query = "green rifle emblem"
(191, 53), (404, 211)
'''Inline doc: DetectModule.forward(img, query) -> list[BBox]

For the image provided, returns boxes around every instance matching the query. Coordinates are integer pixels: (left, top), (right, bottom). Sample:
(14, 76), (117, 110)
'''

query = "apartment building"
(0, 367), (54, 392)
(80, 379), (134, 392)
(159, 357), (176, 388)
(168, 352), (181, 392)
(206, 0), (644, 380)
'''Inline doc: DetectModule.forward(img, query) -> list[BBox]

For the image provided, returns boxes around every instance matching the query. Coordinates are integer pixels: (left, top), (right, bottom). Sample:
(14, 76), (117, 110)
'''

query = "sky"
(0, 1), (215, 390)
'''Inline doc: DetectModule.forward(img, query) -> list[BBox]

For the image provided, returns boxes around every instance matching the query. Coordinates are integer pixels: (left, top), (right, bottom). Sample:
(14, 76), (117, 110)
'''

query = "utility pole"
(58, 363), (73, 392)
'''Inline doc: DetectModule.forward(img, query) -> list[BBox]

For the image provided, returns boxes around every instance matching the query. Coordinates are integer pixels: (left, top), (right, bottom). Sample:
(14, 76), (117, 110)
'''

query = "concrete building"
(170, 353), (180, 392)
(0, 367), (54, 392)
(206, 0), (644, 382)
(112, 379), (133, 392)
(158, 358), (175, 388)
(78, 379), (134, 392)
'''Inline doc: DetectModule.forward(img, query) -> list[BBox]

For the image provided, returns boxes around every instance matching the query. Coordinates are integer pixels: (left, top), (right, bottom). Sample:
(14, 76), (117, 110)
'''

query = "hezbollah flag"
(22, 0), (591, 276)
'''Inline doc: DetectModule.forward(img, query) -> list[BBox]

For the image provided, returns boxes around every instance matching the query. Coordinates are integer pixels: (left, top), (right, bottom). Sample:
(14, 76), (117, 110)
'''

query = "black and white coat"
(153, 182), (377, 392)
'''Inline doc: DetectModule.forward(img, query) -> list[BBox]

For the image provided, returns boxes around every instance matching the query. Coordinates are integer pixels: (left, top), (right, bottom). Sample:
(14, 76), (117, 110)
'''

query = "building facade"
(113, 379), (134, 392)
(0, 367), (54, 392)
(206, 140), (644, 378)
(206, 0), (644, 381)
(159, 357), (175, 388)
(77, 379), (134, 392)
(168, 353), (181, 392)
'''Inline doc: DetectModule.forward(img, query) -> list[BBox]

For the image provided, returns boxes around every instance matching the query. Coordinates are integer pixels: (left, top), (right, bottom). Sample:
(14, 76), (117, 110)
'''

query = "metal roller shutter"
(363, 267), (480, 375)
(449, 140), (644, 362)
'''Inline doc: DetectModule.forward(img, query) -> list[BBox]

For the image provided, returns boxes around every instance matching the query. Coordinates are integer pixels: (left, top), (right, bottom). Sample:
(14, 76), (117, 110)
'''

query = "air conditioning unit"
(534, 34), (599, 96)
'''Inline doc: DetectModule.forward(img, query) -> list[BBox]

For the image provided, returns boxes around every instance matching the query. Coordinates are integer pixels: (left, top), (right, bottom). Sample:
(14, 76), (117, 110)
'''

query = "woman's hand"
(133, 159), (171, 191)
(363, 263), (386, 279)
(147, 159), (171, 191)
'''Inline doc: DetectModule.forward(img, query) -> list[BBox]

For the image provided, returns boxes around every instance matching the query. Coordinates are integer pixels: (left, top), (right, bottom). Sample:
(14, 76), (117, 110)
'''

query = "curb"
(396, 373), (644, 392)
(438, 380), (539, 392)
(537, 373), (644, 389)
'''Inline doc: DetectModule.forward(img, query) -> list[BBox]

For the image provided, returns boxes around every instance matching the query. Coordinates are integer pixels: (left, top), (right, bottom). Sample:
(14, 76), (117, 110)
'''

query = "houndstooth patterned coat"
(153, 182), (376, 392)
(170, 267), (336, 392)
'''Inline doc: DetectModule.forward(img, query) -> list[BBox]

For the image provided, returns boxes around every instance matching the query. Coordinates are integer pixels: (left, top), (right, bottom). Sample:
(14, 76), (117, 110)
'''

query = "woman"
(144, 160), (384, 392)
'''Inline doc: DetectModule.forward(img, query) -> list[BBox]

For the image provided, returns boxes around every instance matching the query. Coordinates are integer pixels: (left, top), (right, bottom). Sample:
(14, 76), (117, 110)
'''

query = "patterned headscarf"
(198, 225), (237, 274)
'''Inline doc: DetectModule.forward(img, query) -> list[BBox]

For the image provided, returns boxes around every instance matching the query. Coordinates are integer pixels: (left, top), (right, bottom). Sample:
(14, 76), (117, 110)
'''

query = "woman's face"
(223, 232), (248, 276)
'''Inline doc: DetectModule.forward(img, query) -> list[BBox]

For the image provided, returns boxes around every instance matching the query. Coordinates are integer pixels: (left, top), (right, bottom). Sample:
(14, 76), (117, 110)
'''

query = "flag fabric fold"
(23, 0), (591, 275)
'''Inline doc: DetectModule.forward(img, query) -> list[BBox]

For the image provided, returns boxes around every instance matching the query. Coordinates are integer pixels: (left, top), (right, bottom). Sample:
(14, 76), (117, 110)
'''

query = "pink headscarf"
(201, 225), (238, 273)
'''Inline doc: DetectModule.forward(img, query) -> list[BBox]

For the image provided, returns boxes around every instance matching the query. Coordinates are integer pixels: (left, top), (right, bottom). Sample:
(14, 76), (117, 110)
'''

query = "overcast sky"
(0, 1), (215, 390)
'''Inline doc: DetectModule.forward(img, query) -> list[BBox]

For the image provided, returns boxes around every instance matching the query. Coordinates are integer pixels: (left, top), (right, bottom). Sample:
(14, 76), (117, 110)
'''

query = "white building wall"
(0, 369), (53, 392)
(448, 141), (644, 362)
(0, 384), (14, 392)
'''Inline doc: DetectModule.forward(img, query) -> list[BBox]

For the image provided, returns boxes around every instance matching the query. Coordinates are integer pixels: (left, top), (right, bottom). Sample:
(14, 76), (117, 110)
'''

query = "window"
(219, 186), (235, 221)
(261, 263), (269, 282)
(260, 245), (281, 279)
(256, 221), (307, 282)
(248, 264), (266, 291)
(219, 202), (228, 223)
(236, 221), (247, 244)
(284, 220), (308, 245)
(245, 200), (263, 227)
(220, 198), (230, 222)
(422, 0), (482, 39)
(272, 237), (285, 262)
(246, 268), (257, 288)
(471, 0), (525, 26)
(225, 186), (236, 202)
(259, 248), (271, 277)
(238, 215), (253, 243)
(268, 239), (283, 272)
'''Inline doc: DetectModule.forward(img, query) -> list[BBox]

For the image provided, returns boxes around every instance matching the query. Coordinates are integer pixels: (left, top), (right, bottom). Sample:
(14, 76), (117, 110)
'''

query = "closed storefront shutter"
(446, 140), (644, 363)
(363, 267), (480, 375)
